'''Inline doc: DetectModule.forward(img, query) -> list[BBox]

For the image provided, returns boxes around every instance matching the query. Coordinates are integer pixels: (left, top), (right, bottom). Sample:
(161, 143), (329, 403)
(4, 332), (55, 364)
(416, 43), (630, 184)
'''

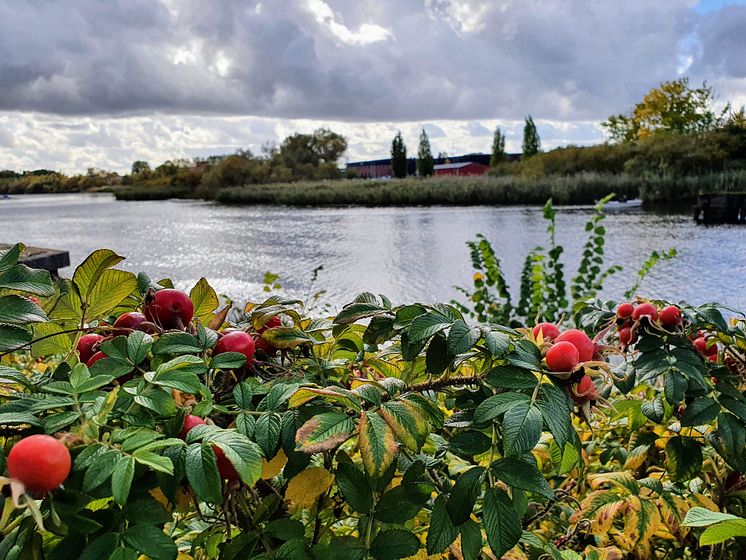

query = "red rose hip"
(112, 312), (148, 336)
(214, 446), (239, 481)
(616, 302), (635, 318)
(214, 331), (255, 364)
(86, 351), (107, 368)
(555, 329), (595, 362)
(179, 414), (206, 439)
(546, 341), (580, 372)
(659, 306), (682, 327)
(143, 289), (194, 330)
(532, 322), (561, 341)
(7, 435), (71, 494)
(571, 375), (598, 406)
(257, 315), (282, 334)
(76, 334), (104, 364)
(632, 303), (658, 322)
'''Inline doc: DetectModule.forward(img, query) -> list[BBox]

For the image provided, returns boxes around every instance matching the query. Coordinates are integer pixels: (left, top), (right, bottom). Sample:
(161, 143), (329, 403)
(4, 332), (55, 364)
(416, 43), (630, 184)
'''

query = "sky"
(1, 0), (746, 174)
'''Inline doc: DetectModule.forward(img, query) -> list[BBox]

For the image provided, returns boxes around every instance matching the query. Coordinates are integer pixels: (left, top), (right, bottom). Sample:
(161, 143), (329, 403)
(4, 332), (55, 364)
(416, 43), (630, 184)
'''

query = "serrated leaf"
(408, 311), (453, 342)
(483, 488), (522, 558)
(189, 277), (219, 325)
(473, 392), (530, 424)
(122, 523), (178, 560)
(491, 456), (554, 499)
(358, 411), (398, 478)
(334, 301), (387, 325)
(665, 436), (703, 482)
(446, 467), (485, 525)
(84, 269), (137, 319)
(255, 412), (282, 458)
(459, 519), (483, 560)
(186, 443), (221, 503)
(379, 400), (428, 451)
(295, 412), (354, 454)
(681, 397), (719, 426)
(111, 455), (135, 504)
(641, 394), (664, 423)
(262, 327), (315, 349)
(0, 324), (32, 352)
(699, 519), (746, 545)
(336, 459), (372, 514)
(0, 264), (54, 296)
(370, 529), (420, 560)
(426, 333), (450, 375)
(210, 351), (246, 370)
(683, 507), (740, 527)
(0, 294), (47, 324)
(447, 320), (481, 355)
(152, 332), (203, 355)
(285, 467), (334, 508)
(427, 495), (459, 554)
(126, 331), (153, 365)
(503, 402), (543, 455)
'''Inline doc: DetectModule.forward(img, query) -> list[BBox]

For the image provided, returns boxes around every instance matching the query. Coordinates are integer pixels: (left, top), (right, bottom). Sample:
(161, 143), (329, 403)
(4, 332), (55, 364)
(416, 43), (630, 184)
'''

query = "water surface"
(2, 193), (745, 313)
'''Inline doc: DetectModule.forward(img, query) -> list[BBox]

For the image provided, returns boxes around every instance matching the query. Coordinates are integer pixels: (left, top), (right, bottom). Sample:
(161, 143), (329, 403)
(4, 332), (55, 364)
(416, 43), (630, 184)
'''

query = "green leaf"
(683, 507), (741, 527)
(0, 264), (54, 296)
(408, 311), (453, 342)
(111, 455), (135, 504)
(0, 324), (32, 352)
(210, 351), (247, 370)
(233, 382), (254, 409)
(447, 320), (481, 355)
(379, 401), (428, 452)
(334, 302), (387, 325)
(446, 467), (485, 525)
(209, 430), (263, 486)
(83, 450), (120, 491)
(507, 339), (542, 371)
(336, 460), (372, 514)
(459, 519), (483, 560)
(425, 333), (451, 376)
(641, 394), (665, 423)
(0, 412), (40, 427)
(152, 332), (203, 355)
(255, 412), (282, 458)
(484, 365), (538, 390)
(78, 533), (119, 560)
(483, 488), (522, 559)
(537, 382), (572, 450)
(122, 523), (178, 560)
(31, 322), (72, 357)
(427, 495), (459, 554)
(154, 354), (208, 377)
(370, 529), (420, 560)
(665, 436), (703, 482)
(146, 370), (201, 394)
(0, 295), (47, 324)
(491, 456), (554, 499)
(126, 331), (153, 365)
(133, 451), (173, 474)
(186, 443), (222, 503)
(84, 269), (137, 319)
(72, 249), (124, 300)
(483, 330), (511, 358)
(295, 412), (354, 454)
(376, 483), (431, 523)
(503, 402), (543, 455)
(680, 397), (719, 426)
(189, 277), (219, 325)
(0, 243), (23, 275)
(262, 327), (315, 349)
(473, 392), (530, 424)
(699, 519), (746, 545)
(448, 430), (491, 456)
(358, 411), (398, 478)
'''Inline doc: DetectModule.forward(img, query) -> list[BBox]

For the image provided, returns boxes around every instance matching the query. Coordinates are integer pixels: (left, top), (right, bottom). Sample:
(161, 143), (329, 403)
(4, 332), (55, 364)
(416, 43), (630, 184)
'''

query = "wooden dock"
(0, 244), (70, 277)
(694, 193), (746, 225)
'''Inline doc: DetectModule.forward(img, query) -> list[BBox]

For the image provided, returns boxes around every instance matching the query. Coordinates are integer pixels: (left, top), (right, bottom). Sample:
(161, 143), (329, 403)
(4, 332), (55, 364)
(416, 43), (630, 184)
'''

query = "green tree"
(490, 127), (506, 167)
(131, 160), (150, 175)
(602, 77), (725, 142)
(416, 129), (434, 177)
(522, 116), (540, 158)
(391, 131), (408, 178)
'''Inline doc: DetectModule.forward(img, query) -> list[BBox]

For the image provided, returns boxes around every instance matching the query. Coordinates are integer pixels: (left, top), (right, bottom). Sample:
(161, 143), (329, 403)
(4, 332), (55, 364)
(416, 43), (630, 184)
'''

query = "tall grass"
(215, 173), (641, 206)
(638, 169), (746, 203)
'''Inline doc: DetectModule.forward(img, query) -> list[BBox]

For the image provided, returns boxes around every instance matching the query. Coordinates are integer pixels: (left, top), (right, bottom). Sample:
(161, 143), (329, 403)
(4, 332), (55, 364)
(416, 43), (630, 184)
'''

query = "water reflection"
(2, 193), (745, 312)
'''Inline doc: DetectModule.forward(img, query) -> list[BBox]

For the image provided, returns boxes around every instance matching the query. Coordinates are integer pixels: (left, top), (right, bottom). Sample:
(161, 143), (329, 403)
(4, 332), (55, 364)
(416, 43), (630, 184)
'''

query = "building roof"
(434, 162), (484, 170)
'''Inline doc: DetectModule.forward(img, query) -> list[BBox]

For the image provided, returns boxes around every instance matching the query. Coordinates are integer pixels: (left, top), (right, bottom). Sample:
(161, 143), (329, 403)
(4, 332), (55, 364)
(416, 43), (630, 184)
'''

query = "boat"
(603, 198), (642, 210)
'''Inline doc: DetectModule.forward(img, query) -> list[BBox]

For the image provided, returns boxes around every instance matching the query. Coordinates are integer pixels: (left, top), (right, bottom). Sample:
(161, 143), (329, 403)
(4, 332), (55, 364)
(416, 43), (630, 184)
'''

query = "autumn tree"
(490, 127), (506, 167)
(391, 131), (408, 178)
(416, 129), (434, 177)
(602, 77), (726, 142)
(522, 116), (540, 157)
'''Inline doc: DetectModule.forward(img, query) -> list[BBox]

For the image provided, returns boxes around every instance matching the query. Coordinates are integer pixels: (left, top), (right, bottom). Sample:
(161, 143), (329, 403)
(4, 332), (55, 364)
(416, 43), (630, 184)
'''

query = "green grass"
(112, 184), (199, 201)
(215, 173), (641, 206)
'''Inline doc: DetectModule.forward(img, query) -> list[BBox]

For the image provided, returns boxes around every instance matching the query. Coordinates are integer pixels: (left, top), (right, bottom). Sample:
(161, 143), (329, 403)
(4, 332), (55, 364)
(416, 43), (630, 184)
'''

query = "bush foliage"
(1, 212), (745, 559)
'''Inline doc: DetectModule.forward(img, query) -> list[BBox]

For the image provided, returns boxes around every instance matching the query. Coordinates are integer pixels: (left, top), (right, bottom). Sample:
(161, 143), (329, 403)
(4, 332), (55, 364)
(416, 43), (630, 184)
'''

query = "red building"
(434, 162), (489, 176)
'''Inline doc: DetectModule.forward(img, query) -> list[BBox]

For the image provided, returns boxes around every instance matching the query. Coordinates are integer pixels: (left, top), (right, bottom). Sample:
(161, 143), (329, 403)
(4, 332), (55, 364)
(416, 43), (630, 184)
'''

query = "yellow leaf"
(285, 467), (334, 508)
(262, 449), (287, 479)
(690, 493), (719, 512)
(623, 444), (650, 470)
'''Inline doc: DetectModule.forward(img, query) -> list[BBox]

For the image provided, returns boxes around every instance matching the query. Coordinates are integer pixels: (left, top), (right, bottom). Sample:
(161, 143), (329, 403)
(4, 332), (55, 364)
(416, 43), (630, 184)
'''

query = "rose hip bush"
(0, 242), (745, 560)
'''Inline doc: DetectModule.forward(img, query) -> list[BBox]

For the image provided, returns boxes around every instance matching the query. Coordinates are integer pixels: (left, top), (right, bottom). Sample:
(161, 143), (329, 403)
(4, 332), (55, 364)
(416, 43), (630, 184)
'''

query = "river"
(2, 193), (745, 313)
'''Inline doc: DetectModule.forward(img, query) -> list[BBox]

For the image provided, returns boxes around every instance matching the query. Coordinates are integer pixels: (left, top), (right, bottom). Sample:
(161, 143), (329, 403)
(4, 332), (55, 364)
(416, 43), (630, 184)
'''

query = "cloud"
(0, 1), (744, 172)
(0, 0), (703, 122)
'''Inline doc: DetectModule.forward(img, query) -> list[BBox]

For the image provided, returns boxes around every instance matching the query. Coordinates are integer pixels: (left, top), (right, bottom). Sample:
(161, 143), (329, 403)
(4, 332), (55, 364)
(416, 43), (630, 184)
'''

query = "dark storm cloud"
(0, 0), (723, 122)
(693, 5), (746, 78)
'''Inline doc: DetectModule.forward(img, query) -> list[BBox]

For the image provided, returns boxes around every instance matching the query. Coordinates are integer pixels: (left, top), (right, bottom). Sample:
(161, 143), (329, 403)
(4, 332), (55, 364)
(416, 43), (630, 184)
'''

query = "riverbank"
(109, 170), (746, 207)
